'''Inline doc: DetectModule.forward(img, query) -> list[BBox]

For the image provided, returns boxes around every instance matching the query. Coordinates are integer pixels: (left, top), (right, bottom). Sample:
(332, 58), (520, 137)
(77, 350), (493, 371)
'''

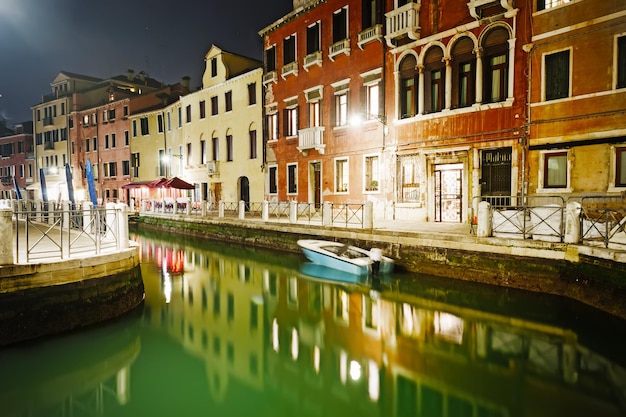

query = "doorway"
(481, 147), (512, 207)
(239, 176), (250, 211)
(434, 163), (463, 222)
(310, 162), (321, 208)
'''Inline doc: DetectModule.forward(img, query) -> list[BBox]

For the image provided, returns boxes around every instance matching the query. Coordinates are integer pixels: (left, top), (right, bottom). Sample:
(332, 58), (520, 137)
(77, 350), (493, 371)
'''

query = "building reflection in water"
(0, 314), (141, 417)
(134, 233), (626, 417)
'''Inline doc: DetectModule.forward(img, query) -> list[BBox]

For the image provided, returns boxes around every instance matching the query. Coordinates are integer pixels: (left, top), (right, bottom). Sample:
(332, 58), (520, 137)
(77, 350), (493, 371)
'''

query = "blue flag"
(13, 176), (22, 200)
(65, 163), (75, 206)
(39, 168), (48, 202)
(85, 159), (98, 207)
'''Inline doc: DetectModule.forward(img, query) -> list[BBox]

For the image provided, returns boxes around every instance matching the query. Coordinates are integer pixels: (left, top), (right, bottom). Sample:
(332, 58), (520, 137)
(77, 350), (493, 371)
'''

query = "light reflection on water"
(1, 229), (625, 417)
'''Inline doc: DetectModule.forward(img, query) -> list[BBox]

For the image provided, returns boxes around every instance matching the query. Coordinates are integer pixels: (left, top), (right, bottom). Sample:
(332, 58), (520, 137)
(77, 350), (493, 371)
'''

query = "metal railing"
(579, 195), (626, 248)
(136, 199), (369, 229)
(474, 195), (566, 241)
(331, 203), (365, 228)
(14, 205), (122, 263)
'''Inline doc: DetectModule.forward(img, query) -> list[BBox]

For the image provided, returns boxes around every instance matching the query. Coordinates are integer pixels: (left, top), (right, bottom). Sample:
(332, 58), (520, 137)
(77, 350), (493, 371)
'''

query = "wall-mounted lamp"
(350, 112), (387, 127)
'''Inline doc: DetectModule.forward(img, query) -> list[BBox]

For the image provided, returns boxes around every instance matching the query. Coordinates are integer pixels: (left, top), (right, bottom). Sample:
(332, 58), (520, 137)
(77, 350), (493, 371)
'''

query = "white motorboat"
(297, 239), (394, 276)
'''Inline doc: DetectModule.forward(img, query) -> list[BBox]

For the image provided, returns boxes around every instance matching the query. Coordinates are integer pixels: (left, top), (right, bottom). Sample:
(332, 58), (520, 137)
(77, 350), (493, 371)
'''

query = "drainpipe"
(522, 41), (534, 205)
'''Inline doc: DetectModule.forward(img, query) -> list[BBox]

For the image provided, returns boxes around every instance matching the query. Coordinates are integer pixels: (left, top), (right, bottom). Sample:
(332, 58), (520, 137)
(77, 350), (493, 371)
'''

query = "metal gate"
(434, 164), (462, 222)
(481, 147), (512, 207)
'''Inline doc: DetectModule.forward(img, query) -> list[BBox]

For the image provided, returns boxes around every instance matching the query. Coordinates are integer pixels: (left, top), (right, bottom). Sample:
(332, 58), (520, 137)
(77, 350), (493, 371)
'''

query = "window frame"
(249, 130), (258, 159)
(335, 157), (349, 193)
(225, 91), (233, 112)
(268, 165), (278, 194)
(616, 147), (626, 188)
(284, 106), (298, 137)
(334, 91), (348, 127)
(364, 154), (380, 193)
(615, 35), (626, 90)
(543, 48), (571, 101)
(267, 112), (279, 141)
(287, 163), (298, 194)
(226, 134), (233, 162)
(540, 150), (569, 190)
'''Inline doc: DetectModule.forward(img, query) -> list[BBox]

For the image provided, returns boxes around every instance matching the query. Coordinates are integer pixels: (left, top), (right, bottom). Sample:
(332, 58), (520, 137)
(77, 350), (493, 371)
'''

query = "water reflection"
(1, 230), (625, 417)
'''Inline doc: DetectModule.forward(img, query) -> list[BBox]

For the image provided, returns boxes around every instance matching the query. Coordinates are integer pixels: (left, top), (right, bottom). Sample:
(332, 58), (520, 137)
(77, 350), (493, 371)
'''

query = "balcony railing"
(297, 126), (326, 155)
(329, 39), (350, 61)
(263, 71), (278, 85)
(358, 24), (383, 49)
(385, 1), (421, 47)
(281, 62), (298, 79)
(43, 117), (54, 126)
(467, 0), (514, 19)
(303, 51), (323, 71)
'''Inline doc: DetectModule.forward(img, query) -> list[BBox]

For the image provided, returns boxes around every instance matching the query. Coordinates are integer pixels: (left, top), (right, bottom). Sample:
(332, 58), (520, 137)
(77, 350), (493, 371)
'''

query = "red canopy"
(161, 177), (194, 190)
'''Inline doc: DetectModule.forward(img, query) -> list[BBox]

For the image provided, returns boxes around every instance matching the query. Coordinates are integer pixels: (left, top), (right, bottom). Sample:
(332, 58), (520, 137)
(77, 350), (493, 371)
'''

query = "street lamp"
(350, 112), (388, 136)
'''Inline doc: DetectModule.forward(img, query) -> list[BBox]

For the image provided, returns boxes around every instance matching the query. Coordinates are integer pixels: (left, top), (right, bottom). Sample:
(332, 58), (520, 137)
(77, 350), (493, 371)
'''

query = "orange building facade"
(526, 0), (626, 199)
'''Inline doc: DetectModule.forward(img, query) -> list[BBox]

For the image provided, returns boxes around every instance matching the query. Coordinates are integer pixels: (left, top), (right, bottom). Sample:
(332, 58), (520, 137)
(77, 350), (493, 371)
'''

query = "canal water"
(1, 229), (626, 417)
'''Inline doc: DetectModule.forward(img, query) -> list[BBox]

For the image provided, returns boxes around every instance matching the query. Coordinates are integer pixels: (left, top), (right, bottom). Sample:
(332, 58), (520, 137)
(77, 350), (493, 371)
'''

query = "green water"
(1, 229), (625, 417)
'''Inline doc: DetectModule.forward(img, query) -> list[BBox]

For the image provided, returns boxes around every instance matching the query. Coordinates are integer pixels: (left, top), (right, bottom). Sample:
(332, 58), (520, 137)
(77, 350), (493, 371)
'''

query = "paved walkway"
(374, 219), (470, 235)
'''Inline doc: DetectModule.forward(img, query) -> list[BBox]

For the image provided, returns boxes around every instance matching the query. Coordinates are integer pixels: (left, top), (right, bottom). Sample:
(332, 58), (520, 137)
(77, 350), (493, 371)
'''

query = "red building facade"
(386, 0), (531, 223)
(0, 122), (34, 199)
(259, 0), (391, 216)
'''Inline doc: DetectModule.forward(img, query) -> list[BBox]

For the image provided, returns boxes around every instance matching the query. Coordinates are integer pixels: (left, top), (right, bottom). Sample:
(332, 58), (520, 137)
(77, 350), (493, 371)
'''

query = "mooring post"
(0, 207), (14, 265)
(116, 203), (129, 249)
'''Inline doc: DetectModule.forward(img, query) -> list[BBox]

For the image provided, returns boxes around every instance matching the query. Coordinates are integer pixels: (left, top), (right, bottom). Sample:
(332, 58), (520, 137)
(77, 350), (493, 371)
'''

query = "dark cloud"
(0, 0), (292, 123)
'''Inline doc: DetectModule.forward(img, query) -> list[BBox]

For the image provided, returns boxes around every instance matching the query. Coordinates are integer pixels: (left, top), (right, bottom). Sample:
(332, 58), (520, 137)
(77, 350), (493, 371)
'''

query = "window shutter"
(400, 55), (417, 78)
(424, 47), (444, 66)
(360, 85), (367, 115)
(452, 37), (474, 56)
(483, 27), (509, 48)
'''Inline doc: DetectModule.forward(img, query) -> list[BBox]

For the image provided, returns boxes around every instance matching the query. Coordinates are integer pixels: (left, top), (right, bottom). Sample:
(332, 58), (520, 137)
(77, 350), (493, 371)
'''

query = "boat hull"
(297, 239), (394, 276)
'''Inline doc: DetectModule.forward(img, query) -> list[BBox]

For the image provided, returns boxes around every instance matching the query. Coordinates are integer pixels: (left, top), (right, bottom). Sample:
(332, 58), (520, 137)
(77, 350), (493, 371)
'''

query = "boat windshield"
(322, 245), (366, 259)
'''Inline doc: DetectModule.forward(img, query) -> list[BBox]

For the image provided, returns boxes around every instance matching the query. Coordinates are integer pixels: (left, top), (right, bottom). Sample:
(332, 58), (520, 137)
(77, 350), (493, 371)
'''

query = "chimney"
(182, 76), (190, 90)
(127, 69), (135, 81)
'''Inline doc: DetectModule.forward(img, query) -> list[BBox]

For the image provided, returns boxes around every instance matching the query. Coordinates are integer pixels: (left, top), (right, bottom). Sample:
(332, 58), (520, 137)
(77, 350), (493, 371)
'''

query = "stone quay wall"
(0, 203), (143, 347)
(133, 214), (626, 320)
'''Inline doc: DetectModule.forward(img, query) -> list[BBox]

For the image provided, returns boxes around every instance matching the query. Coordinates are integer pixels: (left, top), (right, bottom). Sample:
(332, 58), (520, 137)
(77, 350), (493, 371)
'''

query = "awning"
(124, 177), (194, 190)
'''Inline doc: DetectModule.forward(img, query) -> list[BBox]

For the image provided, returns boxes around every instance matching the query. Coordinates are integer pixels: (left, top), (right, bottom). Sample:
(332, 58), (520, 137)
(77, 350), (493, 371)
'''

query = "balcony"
(263, 71), (278, 85)
(43, 116), (54, 126)
(358, 24), (383, 49)
(385, 1), (421, 47)
(329, 39), (350, 61)
(281, 62), (298, 80)
(467, 0), (514, 19)
(303, 51), (323, 72)
(44, 141), (55, 150)
(297, 126), (325, 155)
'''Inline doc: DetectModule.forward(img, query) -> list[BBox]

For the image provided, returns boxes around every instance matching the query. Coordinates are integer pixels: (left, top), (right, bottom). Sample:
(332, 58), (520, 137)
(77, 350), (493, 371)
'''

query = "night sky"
(0, 0), (293, 124)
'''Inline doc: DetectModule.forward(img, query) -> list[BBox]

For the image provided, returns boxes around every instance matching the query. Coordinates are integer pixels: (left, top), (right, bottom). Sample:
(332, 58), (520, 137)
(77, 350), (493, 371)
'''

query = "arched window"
(399, 55), (418, 119)
(482, 27), (509, 103)
(451, 37), (476, 109)
(423, 47), (445, 114)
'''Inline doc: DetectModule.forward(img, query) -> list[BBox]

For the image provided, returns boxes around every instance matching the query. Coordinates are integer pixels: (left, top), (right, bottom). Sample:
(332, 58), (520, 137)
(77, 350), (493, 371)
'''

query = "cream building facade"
(176, 45), (264, 205)
(128, 45), (264, 206)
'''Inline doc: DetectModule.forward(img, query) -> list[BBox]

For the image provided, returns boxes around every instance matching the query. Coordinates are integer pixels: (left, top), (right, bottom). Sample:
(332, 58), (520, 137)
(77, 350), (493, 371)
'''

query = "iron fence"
(474, 195), (566, 241)
(578, 195), (626, 248)
(296, 203), (323, 224)
(331, 203), (365, 228)
(14, 206), (121, 263)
